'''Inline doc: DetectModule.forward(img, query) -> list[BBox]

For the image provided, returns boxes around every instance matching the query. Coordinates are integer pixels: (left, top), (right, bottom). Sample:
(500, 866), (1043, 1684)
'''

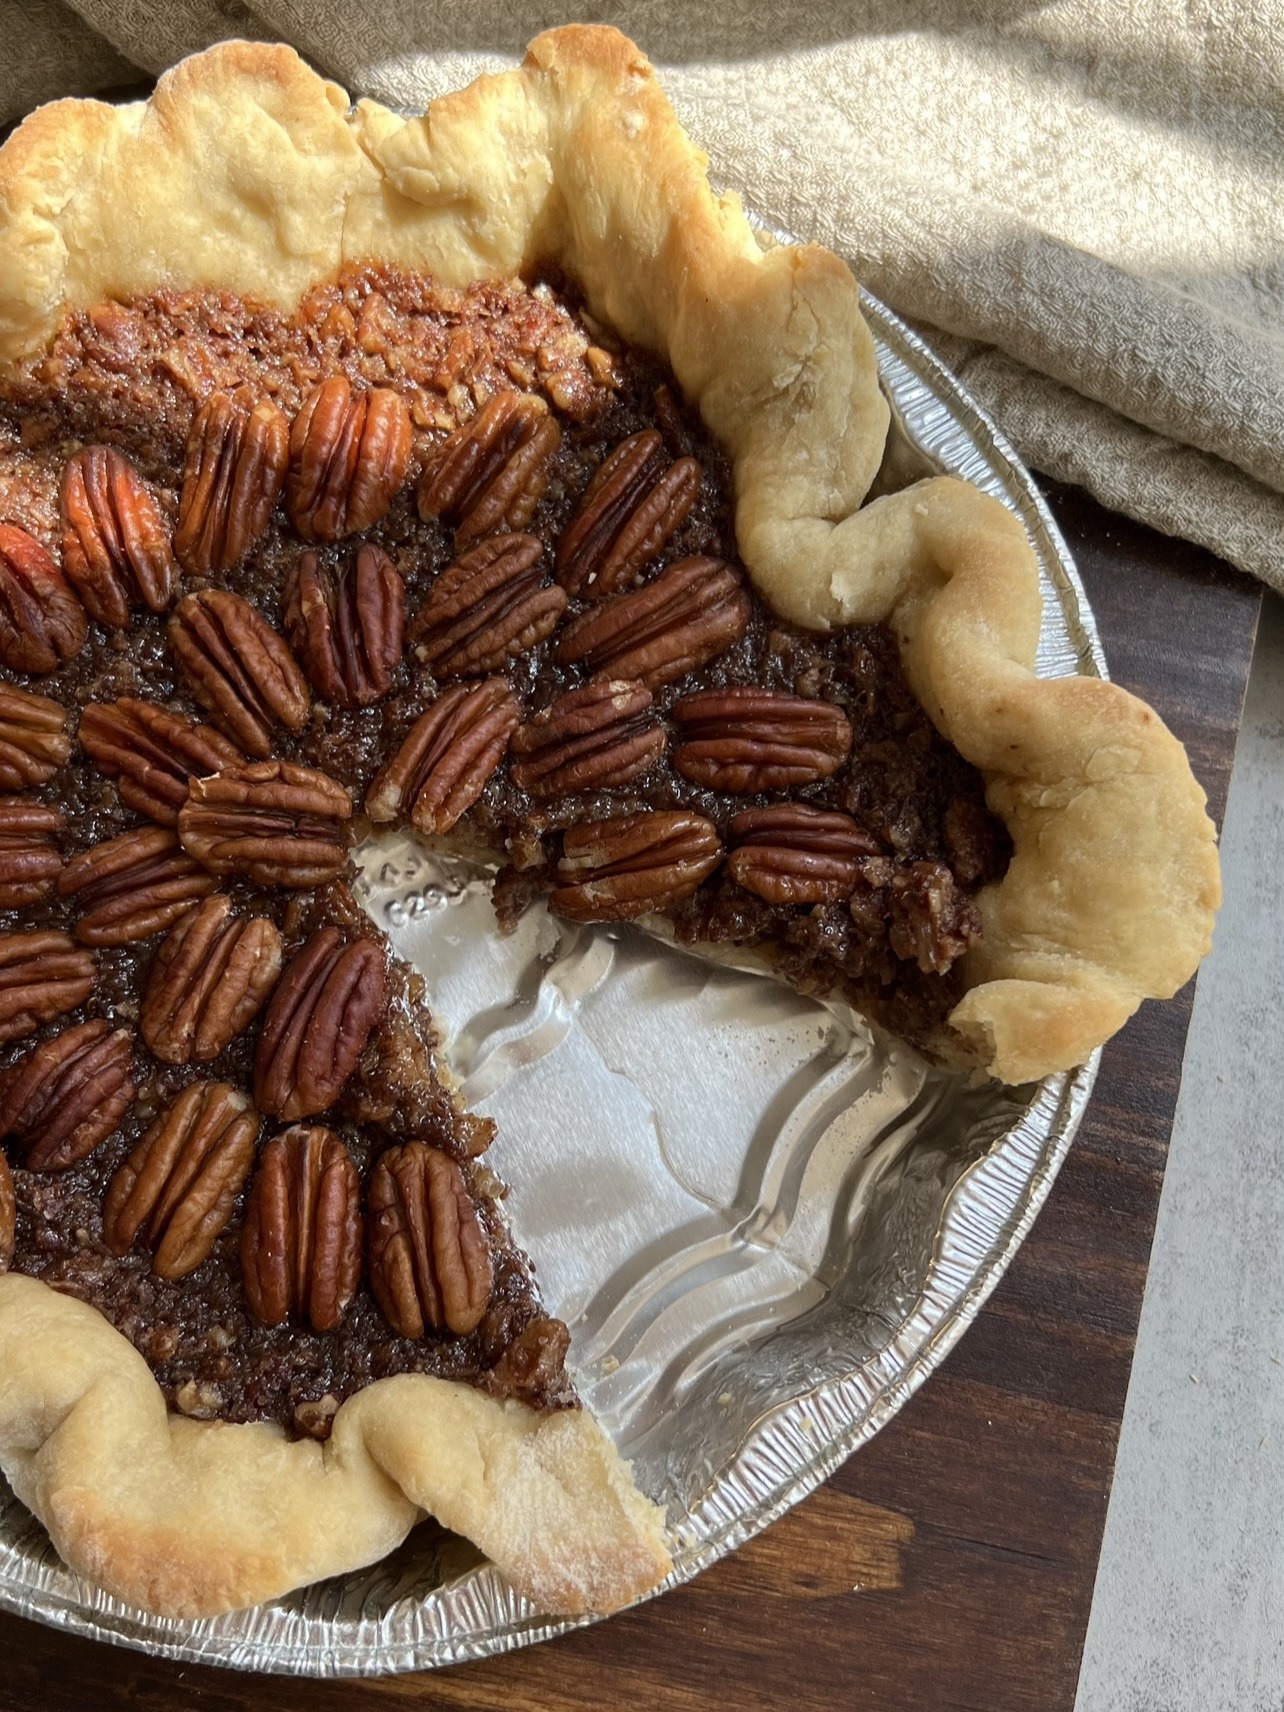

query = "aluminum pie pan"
(0, 280), (1105, 1674)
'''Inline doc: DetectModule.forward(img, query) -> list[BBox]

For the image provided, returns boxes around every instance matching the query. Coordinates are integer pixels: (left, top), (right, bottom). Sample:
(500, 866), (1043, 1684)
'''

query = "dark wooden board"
(0, 482), (1260, 1711)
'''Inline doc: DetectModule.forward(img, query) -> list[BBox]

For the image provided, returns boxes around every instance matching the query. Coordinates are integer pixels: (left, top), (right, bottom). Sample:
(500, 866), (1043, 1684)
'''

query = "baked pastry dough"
(0, 1273), (668, 1617)
(0, 23), (1219, 1620)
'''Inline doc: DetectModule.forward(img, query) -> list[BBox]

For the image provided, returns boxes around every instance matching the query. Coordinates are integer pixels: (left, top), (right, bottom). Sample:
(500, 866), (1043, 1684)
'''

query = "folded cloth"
(5, 1), (1283, 591)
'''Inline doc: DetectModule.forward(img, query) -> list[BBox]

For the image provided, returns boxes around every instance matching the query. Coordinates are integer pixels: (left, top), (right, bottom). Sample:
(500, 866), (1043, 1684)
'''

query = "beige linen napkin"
(6, 1), (1284, 592)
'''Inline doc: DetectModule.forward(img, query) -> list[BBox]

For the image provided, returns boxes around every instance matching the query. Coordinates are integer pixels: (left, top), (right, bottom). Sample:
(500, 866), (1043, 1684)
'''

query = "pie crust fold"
(0, 22), (1221, 1622)
(0, 1272), (669, 1618)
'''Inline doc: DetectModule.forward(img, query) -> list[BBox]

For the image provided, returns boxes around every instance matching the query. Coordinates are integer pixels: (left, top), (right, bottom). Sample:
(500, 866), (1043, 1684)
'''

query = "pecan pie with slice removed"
(0, 25), (1218, 1627)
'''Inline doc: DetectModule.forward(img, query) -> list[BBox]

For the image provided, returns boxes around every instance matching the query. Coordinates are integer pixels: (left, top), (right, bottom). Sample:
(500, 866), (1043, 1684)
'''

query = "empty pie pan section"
(0, 278), (1104, 1672)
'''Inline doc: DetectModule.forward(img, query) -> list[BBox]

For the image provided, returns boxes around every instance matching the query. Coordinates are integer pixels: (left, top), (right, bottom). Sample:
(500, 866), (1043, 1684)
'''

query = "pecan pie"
(0, 27), (1218, 1624)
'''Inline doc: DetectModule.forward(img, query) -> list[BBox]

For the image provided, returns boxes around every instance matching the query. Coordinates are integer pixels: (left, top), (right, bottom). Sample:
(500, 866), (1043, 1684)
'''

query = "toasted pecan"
(367, 1142), (493, 1338)
(60, 447), (177, 626)
(286, 376), (412, 542)
(418, 389), (559, 542)
(365, 679), (519, 835)
(141, 894), (282, 1065)
(253, 927), (387, 1121)
(173, 392), (289, 575)
(555, 429), (699, 598)
(1, 1018), (134, 1169)
(104, 1080), (259, 1278)
(178, 760), (351, 887)
(0, 523), (86, 673)
(284, 545), (404, 708)
(551, 810), (722, 922)
(168, 588), (310, 759)
(410, 533), (565, 678)
(508, 678), (665, 796)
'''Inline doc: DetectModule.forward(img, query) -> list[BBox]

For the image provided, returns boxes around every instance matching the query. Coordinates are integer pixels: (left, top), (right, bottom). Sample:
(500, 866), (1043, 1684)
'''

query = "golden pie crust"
(0, 24), (1219, 1619)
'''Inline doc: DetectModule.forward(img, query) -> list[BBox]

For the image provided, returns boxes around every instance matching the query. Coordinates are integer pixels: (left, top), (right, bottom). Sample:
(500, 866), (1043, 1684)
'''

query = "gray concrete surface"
(1075, 590), (1284, 1711)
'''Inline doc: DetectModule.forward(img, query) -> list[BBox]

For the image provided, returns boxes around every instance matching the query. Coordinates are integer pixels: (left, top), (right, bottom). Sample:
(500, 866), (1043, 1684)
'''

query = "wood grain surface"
(0, 482), (1261, 1712)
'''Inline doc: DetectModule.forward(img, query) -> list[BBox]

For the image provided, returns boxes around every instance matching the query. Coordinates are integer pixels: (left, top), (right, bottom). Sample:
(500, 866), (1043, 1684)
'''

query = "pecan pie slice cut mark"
(0, 929), (96, 1046)
(0, 523), (86, 674)
(140, 893), (283, 1065)
(104, 1080), (259, 1279)
(168, 588), (310, 759)
(253, 927), (387, 1122)
(178, 760), (351, 887)
(418, 389), (560, 544)
(58, 825), (216, 947)
(0, 687), (69, 791)
(365, 678), (520, 835)
(508, 678), (665, 796)
(410, 533), (566, 678)
(173, 392), (290, 576)
(286, 376), (412, 542)
(727, 804), (881, 905)
(60, 447), (178, 627)
(283, 545), (404, 708)
(241, 1124), (362, 1332)
(0, 1017), (135, 1169)
(555, 429), (700, 598)
(554, 555), (751, 688)
(78, 699), (244, 826)
(551, 810), (723, 922)
(672, 686), (854, 792)
(0, 798), (63, 908)
(367, 1141), (493, 1338)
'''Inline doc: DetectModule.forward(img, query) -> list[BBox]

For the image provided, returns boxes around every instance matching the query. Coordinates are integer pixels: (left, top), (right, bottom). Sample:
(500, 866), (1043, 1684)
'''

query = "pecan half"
(168, 588), (310, 758)
(365, 679), (519, 835)
(0, 523), (86, 674)
(60, 448), (178, 628)
(410, 534), (566, 677)
(0, 1153), (12, 1270)
(240, 1125), (362, 1330)
(0, 687), (70, 791)
(283, 545), (404, 707)
(551, 810), (722, 922)
(178, 760), (351, 887)
(509, 679), (665, 796)
(554, 556), (750, 688)
(727, 804), (881, 905)
(254, 927), (387, 1121)
(174, 393), (290, 575)
(78, 698), (243, 825)
(286, 376), (412, 542)
(367, 1142), (493, 1338)
(141, 894), (282, 1064)
(58, 825), (216, 946)
(418, 390), (560, 543)
(0, 798), (63, 908)
(0, 930), (96, 1045)
(556, 430), (700, 598)
(672, 687), (853, 792)
(0, 1018), (134, 1169)
(103, 1080), (259, 1278)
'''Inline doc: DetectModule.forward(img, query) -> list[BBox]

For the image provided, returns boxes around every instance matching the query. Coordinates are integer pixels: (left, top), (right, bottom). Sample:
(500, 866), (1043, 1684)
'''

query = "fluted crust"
(0, 1273), (670, 1619)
